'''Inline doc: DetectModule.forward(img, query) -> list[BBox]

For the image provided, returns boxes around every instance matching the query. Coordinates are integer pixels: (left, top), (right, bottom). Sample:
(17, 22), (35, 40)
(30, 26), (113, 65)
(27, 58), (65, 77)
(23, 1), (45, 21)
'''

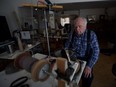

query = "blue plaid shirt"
(64, 29), (100, 68)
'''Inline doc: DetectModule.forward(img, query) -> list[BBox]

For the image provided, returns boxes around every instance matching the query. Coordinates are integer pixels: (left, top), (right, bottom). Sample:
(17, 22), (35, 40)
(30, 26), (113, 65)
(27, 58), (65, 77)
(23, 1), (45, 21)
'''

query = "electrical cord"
(20, 84), (29, 87)
(10, 76), (28, 87)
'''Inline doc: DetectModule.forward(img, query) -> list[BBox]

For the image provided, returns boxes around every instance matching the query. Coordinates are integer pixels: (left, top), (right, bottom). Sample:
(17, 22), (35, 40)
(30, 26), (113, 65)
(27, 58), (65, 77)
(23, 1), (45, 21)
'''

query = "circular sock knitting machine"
(14, 51), (52, 82)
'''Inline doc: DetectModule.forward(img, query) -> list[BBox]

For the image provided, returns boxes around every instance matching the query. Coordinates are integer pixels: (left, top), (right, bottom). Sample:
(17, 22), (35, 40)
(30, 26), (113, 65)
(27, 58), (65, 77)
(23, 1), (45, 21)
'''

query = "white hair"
(74, 16), (87, 26)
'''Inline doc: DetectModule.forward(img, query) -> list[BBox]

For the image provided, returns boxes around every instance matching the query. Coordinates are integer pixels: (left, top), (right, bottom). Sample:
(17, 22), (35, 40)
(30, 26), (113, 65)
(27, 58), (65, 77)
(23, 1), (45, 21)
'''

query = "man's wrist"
(86, 63), (93, 69)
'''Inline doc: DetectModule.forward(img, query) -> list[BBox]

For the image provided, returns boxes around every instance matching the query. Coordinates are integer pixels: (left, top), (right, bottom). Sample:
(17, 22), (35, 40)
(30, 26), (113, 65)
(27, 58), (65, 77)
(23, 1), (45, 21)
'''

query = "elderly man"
(64, 16), (100, 87)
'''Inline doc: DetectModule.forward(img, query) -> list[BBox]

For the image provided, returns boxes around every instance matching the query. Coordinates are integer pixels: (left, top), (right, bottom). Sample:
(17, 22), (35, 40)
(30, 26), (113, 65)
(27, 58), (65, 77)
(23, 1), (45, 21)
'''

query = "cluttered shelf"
(0, 42), (41, 59)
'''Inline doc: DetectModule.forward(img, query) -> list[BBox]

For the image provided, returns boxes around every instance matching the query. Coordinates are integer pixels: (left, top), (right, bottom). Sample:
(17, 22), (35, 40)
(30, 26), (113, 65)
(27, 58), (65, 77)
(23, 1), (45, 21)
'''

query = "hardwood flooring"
(92, 53), (116, 87)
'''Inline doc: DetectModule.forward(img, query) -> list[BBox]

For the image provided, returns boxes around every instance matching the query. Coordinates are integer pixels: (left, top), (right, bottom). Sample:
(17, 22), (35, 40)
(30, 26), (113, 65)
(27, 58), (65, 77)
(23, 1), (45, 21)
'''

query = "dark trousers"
(81, 72), (94, 87)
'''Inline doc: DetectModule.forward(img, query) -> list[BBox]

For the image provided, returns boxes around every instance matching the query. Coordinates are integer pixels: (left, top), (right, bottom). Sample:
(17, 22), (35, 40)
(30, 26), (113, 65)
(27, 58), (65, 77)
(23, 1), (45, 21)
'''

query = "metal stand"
(44, 9), (51, 56)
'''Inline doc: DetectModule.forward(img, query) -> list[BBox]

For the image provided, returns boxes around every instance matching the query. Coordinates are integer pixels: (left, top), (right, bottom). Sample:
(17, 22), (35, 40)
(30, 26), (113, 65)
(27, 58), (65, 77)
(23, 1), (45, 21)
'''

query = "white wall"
(80, 7), (116, 20)
(50, 0), (107, 4)
(59, 7), (116, 21)
(0, 0), (38, 33)
(0, 0), (27, 33)
(107, 7), (116, 19)
(80, 8), (105, 20)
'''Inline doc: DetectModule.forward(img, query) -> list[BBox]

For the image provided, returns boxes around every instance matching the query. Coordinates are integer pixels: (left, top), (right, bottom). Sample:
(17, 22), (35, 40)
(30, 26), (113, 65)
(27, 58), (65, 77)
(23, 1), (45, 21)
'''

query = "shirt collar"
(75, 29), (87, 37)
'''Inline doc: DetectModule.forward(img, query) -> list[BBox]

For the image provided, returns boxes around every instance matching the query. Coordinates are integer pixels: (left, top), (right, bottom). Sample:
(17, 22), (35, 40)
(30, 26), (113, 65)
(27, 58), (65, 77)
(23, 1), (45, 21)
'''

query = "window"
(60, 17), (70, 26)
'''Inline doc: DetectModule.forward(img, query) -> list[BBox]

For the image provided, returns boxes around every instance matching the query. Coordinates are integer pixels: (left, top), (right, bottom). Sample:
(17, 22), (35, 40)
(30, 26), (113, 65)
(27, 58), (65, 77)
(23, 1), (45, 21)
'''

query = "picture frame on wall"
(87, 15), (96, 23)
(21, 31), (31, 40)
(20, 31), (32, 44)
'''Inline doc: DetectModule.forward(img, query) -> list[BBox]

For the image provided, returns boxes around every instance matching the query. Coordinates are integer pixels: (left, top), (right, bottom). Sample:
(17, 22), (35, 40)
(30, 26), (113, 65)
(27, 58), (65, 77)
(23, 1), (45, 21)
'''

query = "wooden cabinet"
(87, 20), (116, 44)
(87, 21), (107, 39)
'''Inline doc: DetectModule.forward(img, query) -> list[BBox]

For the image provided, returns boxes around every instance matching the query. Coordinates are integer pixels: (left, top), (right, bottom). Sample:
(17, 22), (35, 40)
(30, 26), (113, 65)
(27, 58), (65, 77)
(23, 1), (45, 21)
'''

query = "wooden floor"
(91, 48), (116, 86)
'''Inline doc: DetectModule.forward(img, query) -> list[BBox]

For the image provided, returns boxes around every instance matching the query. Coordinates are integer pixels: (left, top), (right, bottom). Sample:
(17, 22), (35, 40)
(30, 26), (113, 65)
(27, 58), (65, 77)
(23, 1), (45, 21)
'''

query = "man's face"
(74, 18), (87, 35)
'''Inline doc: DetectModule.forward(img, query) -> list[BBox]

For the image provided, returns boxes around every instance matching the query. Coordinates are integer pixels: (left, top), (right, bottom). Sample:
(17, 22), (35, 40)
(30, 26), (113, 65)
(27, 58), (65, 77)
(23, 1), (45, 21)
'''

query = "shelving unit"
(0, 42), (41, 59)
(18, 3), (64, 55)
(20, 3), (63, 10)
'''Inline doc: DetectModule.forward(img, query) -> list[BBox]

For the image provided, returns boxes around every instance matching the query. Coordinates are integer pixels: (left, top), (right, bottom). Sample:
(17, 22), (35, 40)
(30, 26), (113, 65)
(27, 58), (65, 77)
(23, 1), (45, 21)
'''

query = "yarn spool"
(14, 51), (52, 82)
(14, 51), (37, 72)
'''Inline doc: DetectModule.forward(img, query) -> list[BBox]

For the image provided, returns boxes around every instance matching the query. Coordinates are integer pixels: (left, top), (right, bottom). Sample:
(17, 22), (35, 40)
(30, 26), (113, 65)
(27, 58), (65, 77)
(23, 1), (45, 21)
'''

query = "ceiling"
(57, 1), (116, 11)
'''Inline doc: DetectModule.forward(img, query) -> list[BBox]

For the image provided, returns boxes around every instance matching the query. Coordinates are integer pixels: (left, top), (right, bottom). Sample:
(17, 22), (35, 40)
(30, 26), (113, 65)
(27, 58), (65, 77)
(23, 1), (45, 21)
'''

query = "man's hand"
(84, 66), (92, 78)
